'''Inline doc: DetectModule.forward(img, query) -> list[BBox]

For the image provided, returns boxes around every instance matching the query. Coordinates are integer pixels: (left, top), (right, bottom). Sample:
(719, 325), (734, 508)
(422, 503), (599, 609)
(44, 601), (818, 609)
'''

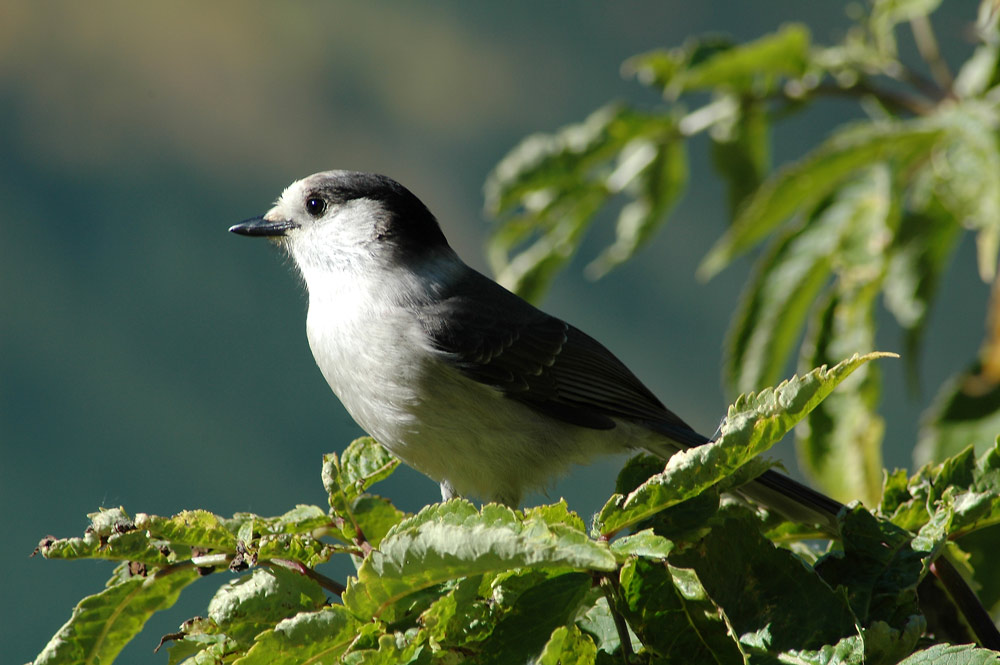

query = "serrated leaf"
(234, 605), (363, 665)
(477, 573), (592, 665)
(796, 268), (888, 504)
(522, 499), (587, 532)
(609, 529), (674, 561)
(672, 516), (857, 653)
(726, 166), (891, 397)
(34, 567), (200, 665)
(537, 625), (598, 665)
(350, 495), (407, 549)
(137, 510), (240, 551)
(927, 103), (1000, 281)
(595, 352), (892, 536)
(617, 557), (746, 664)
(815, 507), (930, 625)
(484, 105), (678, 301)
(628, 25), (810, 98)
(898, 642), (1000, 665)
(699, 120), (944, 279)
(419, 575), (493, 649)
(207, 567), (327, 647)
(775, 617), (924, 665)
(884, 208), (962, 380)
(343, 500), (615, 619)
(324, 437), (399, 509)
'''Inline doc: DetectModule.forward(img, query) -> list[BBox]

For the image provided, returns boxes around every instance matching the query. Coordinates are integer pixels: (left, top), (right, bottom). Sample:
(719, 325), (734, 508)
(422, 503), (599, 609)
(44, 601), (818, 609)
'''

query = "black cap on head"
(309, 172), (450, 254)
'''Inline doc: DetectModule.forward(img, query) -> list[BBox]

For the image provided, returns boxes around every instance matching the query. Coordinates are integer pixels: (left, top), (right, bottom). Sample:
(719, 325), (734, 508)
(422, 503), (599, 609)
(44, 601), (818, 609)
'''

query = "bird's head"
(230, 170), (451, 276)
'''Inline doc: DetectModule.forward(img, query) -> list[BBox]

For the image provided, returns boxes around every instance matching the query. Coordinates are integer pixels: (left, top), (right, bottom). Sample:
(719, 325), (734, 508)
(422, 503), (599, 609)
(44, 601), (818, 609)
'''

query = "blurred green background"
(2, 3), (987, 663)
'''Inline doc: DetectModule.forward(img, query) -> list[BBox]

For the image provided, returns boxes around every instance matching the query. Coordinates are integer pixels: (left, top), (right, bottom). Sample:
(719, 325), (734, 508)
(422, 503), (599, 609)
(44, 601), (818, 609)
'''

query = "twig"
(598, 574), (636, 664)
(267, 558), (347, 597)
(810, 80), (935, 116)
(930, 553), (1000, 650)
(909, 15), (955, 95)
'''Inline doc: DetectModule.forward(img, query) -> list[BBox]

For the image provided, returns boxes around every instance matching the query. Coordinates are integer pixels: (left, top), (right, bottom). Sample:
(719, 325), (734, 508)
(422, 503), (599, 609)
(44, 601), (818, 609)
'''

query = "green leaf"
(537, 625), (599, 665)
(956, 524), (1000, 616)
(916, 361), (1000, 465)
(36, 508), (174, 566)
(671, 516), (858, 654)
(795, 171), (894, 506)
(699, 119), (944, 280)
(477, 573), (593, 665)
(627, 24), (811, 98)
(609, 529), (674, 561)
(935, 103), (1000, 281)
(576, 596), (636, 656)
(419, 575), (493, 650)
(815, 506), (932, 625)
(586, 132), (688, 277)
(595, 352), (892, 536)
(711, 98), (771, 217)
(484, 105), (681, 301)
(522, 499), (587, 532)
(350, 495), (407, 549)
(617, 557), (746, 663)
(726, 166), (891, 396)
(884, 208), (962, 381)
(207, 567), (327, 647)
(137, 510), (240, 551)
(897, 642), (1000, 665)
(234, 605), (364, 665)
(324, 437), (399, 509)
(343, 500), (616, 619)
(34, 566), (200, 665)
(954, 1), (1000, 98)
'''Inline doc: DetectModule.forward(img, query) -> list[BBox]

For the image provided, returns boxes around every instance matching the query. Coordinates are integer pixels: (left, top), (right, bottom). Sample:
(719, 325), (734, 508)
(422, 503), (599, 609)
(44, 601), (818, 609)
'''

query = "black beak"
(229, 215), (298, 237)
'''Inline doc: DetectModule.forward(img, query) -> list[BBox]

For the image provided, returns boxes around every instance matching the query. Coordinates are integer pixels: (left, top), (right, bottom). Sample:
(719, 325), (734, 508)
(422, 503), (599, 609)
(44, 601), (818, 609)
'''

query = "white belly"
(305, 300), (636, 505)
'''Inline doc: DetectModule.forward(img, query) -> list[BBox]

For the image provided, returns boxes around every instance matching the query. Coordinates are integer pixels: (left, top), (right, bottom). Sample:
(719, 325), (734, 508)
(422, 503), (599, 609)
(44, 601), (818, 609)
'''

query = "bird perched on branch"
(230, 170), (842, 529)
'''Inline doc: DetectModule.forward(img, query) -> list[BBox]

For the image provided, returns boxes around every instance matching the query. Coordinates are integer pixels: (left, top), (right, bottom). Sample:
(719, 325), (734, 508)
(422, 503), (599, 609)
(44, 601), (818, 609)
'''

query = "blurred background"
(2, 2), (986, 663)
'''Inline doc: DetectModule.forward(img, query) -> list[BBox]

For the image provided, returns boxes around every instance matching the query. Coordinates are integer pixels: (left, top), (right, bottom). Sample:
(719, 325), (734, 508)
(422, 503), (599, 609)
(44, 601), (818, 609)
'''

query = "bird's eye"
(305, 196), (327, 217)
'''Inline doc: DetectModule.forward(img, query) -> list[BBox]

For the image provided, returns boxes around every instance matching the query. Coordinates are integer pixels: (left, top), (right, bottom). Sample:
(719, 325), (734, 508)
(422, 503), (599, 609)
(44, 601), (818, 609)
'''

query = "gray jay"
(230, 170), (843, 529)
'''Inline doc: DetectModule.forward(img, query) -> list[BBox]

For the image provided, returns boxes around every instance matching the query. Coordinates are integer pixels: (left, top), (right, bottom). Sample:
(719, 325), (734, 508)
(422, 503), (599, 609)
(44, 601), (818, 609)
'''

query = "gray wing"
(417, 269), (706, 446)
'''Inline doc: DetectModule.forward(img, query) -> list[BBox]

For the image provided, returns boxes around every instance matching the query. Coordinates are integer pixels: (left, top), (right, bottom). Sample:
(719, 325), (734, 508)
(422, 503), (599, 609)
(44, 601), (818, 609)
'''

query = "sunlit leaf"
(536, 625), (598, 665)
(207, 567), (326, 648)
(34, 566), (200, 665)
(596, 352), (893, 536)
(234, 606), (363, 665)
(699, 120), (943, 279)
(726, 166), (891, 397)
(343, 500), (615, 619)
(898, 642), (1000, 664)
(627, 24), (811, 98)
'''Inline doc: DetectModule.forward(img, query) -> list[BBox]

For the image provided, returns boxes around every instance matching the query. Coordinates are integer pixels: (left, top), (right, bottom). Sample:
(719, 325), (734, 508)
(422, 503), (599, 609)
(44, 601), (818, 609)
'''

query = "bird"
(230, 170), (843, 530)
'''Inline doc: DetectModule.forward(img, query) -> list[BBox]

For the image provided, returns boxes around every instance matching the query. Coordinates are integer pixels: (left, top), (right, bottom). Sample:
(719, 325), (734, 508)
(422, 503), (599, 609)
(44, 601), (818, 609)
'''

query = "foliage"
(31, 357), (1000, 663)
(484, 0), (1000, 508)
(32, 2), (1000, 663)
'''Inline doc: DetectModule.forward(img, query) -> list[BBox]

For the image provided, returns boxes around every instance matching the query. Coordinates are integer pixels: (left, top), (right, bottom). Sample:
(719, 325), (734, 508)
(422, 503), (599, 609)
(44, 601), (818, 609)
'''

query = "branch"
(598, 574), (636, 664)
(267, 558), (347, 597)
(931, 553), (1000, 650)
(909, 15), (955, 95)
